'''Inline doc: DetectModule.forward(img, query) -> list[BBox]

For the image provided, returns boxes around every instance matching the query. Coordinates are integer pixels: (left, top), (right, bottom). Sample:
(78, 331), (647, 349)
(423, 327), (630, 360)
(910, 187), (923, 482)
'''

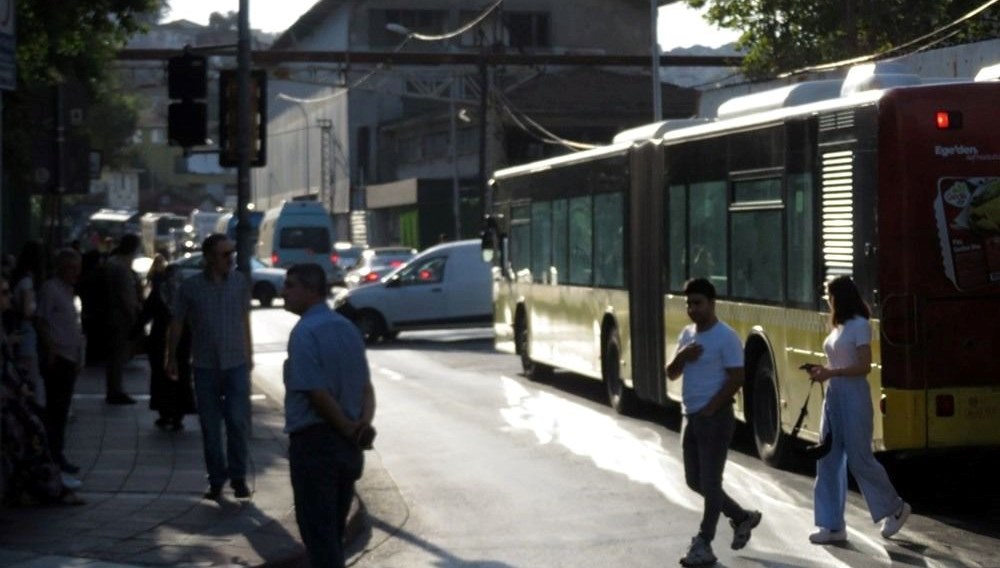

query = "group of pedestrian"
(667, 276), (910, 566)
(1, 245), (86, 506)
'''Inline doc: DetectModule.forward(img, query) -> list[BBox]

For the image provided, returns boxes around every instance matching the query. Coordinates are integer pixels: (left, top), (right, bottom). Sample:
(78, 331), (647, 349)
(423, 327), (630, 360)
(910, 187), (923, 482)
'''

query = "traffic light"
(167, 51), (207, 148)
(218, 69), (267, 167)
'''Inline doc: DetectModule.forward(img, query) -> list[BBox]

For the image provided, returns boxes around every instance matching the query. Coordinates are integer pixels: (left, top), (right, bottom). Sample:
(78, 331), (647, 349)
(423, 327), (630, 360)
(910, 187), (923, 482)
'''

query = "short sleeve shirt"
(675, 321), (744, 415)
(283, 303), (370, 434)
(36, 278), (82, 364)
(823, 316), (871, 380)
(175, 271), (250, 370)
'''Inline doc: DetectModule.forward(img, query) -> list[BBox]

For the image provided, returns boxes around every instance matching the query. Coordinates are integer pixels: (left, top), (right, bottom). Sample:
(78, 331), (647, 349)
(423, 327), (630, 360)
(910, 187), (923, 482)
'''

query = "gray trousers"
(681, 404), (747, 542)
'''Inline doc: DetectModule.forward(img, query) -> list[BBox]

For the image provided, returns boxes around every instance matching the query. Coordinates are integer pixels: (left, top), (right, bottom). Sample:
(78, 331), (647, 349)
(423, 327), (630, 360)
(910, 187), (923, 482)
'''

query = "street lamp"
(277, 93), (311, 198)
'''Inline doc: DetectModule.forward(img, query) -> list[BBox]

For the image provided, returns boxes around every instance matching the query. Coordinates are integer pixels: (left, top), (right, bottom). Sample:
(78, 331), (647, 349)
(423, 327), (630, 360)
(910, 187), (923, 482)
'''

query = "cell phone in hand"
(356, 424), (377, 450)
(799, 363), (819, 372)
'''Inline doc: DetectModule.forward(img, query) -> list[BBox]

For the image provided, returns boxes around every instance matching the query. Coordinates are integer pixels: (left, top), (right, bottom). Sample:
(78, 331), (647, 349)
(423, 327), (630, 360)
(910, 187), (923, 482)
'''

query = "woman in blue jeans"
(808, 276), (910, 544)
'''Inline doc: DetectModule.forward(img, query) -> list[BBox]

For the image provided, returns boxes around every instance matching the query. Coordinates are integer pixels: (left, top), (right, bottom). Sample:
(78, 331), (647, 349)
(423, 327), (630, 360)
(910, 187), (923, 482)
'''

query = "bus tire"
(603, 330), (636, 415)
(752, 354), (788, 468)
(515, 316), (551, 381)
(355, 309), (387, 345)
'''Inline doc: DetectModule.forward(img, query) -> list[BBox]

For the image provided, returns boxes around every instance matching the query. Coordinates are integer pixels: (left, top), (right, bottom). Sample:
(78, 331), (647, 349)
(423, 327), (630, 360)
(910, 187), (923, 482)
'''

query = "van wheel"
(603, 329), (635, 415)
(355, 309), (386, 344)
(752, 354), (788, 468)
(254, 283), (276, 307)
(515, 316), (551, 381)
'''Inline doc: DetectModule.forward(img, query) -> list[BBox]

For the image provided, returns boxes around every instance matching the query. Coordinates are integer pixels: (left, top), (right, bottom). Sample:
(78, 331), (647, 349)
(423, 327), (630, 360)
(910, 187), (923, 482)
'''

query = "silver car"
(170, 253), (286, 307)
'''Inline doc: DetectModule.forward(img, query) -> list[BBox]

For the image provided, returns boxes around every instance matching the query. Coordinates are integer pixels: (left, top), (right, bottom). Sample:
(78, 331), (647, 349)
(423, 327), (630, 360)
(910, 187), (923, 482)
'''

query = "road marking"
(377, 366), (405, 382)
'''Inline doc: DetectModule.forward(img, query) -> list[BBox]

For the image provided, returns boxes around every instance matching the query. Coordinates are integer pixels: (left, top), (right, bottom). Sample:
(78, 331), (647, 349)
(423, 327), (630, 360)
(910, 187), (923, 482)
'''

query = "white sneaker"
(60, 473), (82, 490)
(881, 501), (911, 538)
(809, 527), (847, 544)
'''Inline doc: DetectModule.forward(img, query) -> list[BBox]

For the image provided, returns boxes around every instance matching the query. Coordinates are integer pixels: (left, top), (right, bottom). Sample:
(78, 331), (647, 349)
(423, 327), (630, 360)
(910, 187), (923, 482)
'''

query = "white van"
(333, 239), (491, 342)
(257, 201), (338, 283)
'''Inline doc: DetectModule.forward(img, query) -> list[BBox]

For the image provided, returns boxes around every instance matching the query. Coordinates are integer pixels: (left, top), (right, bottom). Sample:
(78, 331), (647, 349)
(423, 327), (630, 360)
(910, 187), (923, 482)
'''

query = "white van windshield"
(280, 227), (331, 252)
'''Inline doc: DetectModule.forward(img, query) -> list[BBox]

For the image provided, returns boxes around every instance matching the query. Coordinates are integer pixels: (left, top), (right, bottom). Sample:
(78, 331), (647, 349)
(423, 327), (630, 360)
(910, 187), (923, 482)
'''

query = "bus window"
(568, 196), (593, 285)
(731, 177), (783, 302)
(594, 192), (624, 288)
(689, 181), (728, 293)
(552, 199), (569, 283)
(510, 205), (531, 279)
(787, 173), (816, 305)
(667, 184), (687, 291)
(531, 202), (552, 283)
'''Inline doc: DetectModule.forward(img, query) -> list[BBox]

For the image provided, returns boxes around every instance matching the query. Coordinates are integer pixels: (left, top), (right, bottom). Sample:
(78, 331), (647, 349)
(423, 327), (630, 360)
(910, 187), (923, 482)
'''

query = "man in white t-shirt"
(665, 278), (762, 567)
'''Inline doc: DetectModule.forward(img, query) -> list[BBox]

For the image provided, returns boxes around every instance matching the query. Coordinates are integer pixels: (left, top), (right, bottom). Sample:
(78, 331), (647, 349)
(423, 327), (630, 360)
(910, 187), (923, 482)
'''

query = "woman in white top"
(807, 275), (910, 544)
(11, 241), (45, 407)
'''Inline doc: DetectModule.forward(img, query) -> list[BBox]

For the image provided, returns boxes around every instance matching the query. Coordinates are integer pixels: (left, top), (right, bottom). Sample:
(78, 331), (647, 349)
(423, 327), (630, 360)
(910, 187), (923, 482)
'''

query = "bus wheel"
(603, 330), (636, 415)
(355, 309), (386, 344)
(516, 318), (550, 380)
(752, 354), (788, 468)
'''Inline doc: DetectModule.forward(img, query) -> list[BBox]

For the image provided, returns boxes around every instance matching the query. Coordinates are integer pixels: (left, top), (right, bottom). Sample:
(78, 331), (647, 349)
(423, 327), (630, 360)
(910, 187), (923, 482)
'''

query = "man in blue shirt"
(282, 263), (375, 568)
(666, 278), (761, 567)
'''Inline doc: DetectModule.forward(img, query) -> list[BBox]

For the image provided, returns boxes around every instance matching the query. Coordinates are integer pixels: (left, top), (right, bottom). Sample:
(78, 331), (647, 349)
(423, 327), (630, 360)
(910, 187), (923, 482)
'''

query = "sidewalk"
(0, 359), (310, 567)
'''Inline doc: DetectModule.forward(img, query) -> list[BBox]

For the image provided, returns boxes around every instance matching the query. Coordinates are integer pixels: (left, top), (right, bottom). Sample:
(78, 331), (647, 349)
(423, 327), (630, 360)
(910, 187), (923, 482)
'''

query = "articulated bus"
(481, 66), (1000, 467)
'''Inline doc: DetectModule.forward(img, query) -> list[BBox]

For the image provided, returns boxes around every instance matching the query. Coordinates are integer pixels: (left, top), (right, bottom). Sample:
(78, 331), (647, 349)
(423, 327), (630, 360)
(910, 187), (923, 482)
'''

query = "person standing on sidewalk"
(35, 249), (85, 482)
(807, 275), (910, 544)
(104, 234), (142, 404)
(281, 263), (375, 568)
(666, 278), (762, 567)
(166, 234), (253, 500)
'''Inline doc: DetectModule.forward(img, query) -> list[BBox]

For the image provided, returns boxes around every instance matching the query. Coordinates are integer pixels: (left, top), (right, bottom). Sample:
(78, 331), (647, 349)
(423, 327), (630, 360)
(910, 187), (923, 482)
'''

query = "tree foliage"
(4, 0), (163, 176)
(685, 0), (1000, 78)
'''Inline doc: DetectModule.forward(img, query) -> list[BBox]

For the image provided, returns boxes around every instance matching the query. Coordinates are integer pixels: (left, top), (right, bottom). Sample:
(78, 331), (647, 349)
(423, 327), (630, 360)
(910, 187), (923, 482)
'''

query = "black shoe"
(232, 479), (251, 499)
(203, 484), (223, 500)
(60, 461), (80, 474)
(106, 393), (137, 405)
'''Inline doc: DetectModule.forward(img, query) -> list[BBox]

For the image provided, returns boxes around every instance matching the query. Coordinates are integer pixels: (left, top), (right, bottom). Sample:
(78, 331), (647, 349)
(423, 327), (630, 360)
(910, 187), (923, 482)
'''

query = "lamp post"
(277, 93), (311, 198)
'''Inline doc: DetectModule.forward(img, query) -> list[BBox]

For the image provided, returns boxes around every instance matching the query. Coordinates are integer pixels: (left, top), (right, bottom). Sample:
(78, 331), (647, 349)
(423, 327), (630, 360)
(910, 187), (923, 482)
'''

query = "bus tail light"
(935, 394), (955, 417)
(935, 111), (963, 130)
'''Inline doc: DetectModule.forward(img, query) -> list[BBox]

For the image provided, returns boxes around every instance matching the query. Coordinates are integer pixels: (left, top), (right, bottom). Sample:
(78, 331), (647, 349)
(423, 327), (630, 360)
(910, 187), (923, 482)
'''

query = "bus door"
(877, 82), (1000, 450)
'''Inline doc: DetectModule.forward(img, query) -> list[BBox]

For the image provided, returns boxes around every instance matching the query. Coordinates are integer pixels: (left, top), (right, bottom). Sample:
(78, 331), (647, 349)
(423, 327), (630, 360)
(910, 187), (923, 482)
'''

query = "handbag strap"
(789, 379), (820, 439)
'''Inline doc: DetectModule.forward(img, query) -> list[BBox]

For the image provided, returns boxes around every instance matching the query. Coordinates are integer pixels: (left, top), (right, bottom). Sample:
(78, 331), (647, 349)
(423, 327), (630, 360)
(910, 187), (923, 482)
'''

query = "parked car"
(170, 253), (287, 307)
(343, 246), (417, 288)
(333, 240), (491, 342)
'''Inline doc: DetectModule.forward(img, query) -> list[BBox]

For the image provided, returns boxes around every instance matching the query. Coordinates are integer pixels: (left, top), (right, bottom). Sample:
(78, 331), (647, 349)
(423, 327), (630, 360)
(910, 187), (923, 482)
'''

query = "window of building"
(459, 11), (550, 49)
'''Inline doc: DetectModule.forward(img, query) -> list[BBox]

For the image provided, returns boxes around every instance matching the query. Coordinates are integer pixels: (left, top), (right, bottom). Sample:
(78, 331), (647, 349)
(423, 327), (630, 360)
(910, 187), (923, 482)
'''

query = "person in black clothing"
(143, 259), (194, 431)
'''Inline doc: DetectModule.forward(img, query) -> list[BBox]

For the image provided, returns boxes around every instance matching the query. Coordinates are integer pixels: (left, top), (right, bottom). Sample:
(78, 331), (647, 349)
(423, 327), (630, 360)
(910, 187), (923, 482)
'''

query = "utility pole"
(651, 0), (663, 122)
(235, 0), (251, 277)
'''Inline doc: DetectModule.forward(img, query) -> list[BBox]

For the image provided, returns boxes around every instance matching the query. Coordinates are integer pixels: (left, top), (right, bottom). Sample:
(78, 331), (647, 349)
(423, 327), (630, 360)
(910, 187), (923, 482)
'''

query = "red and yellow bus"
(482, 67), (1000, 467)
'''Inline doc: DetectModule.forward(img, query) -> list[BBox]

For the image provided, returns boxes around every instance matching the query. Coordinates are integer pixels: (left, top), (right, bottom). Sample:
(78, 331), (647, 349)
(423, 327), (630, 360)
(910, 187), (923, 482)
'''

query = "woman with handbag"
(807, 275), (909, 544)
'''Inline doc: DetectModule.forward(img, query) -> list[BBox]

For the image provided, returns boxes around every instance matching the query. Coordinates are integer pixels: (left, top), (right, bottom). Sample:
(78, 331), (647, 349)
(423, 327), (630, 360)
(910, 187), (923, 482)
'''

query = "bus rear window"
(280, 227), (331, 252)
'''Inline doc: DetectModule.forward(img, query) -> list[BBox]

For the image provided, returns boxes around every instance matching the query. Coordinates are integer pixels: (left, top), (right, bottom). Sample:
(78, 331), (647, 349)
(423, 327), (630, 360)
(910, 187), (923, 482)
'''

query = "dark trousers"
(289, 424), (363, 568)
(105, 323), (131, 397)
(681, 404), (747, 542)
(42, 356), (78, 466)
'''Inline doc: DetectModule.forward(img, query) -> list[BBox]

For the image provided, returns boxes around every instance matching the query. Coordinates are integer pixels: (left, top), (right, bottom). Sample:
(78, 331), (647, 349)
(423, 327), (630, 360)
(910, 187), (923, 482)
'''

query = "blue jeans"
(814, 378), (902, 530)
(289, 423), (363, 568)
(681, 404), (748, 542)
(192, 365), (250, 486)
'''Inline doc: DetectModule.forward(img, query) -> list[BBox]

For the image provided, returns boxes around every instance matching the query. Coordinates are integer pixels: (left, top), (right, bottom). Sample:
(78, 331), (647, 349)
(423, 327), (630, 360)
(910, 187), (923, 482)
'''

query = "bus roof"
(492, 141), (633, 180)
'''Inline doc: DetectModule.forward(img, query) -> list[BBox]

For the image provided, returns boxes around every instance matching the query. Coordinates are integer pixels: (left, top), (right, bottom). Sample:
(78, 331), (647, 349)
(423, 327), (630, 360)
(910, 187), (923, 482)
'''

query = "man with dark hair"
(167, 234), (253, 500)
(282, 262), (375, 568)
(104, 233), (142, 404)
(666, 277), (761, 566)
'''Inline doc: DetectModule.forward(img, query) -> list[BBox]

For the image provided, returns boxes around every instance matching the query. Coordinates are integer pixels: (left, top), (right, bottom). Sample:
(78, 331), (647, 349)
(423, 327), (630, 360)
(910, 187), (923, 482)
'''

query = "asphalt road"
(249, 305), (1000, 568)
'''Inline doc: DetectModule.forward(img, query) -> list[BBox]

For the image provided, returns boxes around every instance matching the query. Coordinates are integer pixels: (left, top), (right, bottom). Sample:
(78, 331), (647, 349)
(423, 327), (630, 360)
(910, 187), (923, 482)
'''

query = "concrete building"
(254, 0), (697, 249)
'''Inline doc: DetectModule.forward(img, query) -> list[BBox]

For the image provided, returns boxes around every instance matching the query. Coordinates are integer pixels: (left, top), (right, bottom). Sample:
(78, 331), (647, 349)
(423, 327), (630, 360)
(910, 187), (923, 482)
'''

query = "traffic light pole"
(235, 0), (252, 278)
